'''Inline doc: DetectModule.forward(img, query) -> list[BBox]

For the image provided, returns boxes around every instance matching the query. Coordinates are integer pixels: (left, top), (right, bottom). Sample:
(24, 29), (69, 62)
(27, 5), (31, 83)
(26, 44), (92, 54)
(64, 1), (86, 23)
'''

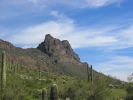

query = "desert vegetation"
(0, 51), (131, 100)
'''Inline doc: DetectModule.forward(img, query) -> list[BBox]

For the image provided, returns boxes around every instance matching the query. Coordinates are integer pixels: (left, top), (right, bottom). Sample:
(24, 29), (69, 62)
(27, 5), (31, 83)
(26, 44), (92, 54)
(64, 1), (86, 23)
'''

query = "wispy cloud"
(50, 11), (73, 23)
(0, 0), (45, 20)
(1, 0), (123, 9)
(36, 0), (123, 8)
(86, 0), (123, 8)
(28, 0), (39, 4)
(0, 0), (125, 22)
(2, 11), (133, 51)
(94, 56), (133, 81)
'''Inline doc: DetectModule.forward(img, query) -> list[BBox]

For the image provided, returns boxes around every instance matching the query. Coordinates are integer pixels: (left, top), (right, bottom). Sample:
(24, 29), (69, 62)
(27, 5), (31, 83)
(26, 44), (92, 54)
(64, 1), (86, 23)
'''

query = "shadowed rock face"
(37, 34), (80, 63)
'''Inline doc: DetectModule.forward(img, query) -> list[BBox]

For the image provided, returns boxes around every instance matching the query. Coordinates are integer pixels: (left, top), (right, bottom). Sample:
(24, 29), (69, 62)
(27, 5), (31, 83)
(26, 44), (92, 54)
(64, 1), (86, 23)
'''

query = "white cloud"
(50, 11), (73, 23)
(3, 11), (118, 49)
(96, 56), (133, 71)
(28, 0), (39, 4)
(2, 11), (132, 51)
(5, 0), (123, 8)
(107, 72), (130, 82)
(59, 32), (118, 48)
(121, 25), (133, 44)
(0, 0), (43, 20)
(94, 55), (133, 81)
(42, 0), (123, 8)
(86, 0), (122, 8)
(0, 0), (124, 21)
(6, 12), (74, 48)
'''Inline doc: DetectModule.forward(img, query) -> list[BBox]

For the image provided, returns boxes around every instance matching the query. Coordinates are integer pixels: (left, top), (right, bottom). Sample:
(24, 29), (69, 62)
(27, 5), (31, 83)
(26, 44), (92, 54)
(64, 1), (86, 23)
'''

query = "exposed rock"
(37, 34), (80, 63)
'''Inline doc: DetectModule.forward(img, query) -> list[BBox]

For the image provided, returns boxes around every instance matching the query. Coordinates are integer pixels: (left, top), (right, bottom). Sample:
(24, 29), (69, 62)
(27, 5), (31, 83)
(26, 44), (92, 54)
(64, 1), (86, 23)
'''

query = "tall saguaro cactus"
(50, 84), (59, 100)
(9, 61), (11, 73)
(87, 64), (93, 83)
(90, 65), (93, 83)
(39, 65), (41, 79)
(42, 88), (47, 100)
(11, 60), (14, 71)
(87, 64), (90, 82)
(36, 61), (41, 79)
(1, 51), (6, 91)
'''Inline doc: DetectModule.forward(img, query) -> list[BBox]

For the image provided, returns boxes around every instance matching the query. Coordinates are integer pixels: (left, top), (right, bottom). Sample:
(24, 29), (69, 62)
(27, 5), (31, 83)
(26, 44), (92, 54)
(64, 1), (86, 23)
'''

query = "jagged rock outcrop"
(37, 34), (80, 63)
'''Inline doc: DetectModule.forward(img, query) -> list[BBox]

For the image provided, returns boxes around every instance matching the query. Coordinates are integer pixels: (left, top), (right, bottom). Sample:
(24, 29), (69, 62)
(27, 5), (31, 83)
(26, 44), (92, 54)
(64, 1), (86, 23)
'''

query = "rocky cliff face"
(37, 34), (80, 63)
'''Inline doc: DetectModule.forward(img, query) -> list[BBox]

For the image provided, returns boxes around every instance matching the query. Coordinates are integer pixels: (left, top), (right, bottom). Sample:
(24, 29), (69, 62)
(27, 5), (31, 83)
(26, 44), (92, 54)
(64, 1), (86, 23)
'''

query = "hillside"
(0, 34), (128, 100)
(0, 34), (95, 79)
(0, 61), (127, 100)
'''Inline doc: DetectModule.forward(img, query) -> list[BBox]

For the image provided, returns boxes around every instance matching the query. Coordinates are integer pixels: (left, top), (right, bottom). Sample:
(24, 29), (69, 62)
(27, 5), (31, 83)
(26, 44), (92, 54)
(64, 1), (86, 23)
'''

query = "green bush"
(125, 83), (133, 100)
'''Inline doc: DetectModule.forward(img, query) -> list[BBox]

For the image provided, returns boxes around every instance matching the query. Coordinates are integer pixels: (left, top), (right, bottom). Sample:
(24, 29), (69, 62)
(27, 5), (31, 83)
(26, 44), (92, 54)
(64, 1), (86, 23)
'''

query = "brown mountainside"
(0, 34), (96, 78)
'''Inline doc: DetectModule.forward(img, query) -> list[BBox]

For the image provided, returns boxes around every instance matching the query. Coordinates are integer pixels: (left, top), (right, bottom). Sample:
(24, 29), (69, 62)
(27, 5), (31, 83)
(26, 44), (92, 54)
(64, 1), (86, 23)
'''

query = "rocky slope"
(0, 34), (95, 78)
(37, 34), (80, 64)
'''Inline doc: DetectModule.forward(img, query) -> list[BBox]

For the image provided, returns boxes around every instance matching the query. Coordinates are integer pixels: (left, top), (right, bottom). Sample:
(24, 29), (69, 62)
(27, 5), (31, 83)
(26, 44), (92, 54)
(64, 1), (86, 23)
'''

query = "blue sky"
(0, 0), (133, 81)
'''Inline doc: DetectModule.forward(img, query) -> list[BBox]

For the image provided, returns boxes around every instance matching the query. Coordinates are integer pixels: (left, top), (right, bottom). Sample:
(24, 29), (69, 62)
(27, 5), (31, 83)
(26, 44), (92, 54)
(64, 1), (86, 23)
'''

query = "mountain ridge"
(0, 34), (95, 78)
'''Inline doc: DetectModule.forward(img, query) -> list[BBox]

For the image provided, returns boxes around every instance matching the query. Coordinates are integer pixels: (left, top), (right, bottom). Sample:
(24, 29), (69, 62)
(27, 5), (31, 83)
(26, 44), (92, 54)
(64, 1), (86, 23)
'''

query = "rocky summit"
(37, 34), (80, 64)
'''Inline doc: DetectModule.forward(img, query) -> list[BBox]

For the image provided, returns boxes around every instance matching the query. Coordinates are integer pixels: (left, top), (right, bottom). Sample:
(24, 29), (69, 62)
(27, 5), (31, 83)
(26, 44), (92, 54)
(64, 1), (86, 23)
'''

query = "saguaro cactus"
(16, 64), (19, 72)
(39, 65), (41, 79)
(11, 60), (14, 71)
(87, 64), (93, 83)
(50, 84), (59, 100)
(13, 64), (16, 72)
(1, 51), (6, 91)
(36, 61), (41, 79)
(87, 64), (90, 82)
(90, 65), (93, 83)
(42, 88), (47, 100)
(9, 61), (11, 73)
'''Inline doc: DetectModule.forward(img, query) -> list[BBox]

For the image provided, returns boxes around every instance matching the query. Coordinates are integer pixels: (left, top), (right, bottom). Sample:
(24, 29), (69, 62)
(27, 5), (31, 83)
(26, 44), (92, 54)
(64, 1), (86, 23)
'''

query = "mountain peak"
(37, 34), (80, 63)
(45, 34), (53, 39)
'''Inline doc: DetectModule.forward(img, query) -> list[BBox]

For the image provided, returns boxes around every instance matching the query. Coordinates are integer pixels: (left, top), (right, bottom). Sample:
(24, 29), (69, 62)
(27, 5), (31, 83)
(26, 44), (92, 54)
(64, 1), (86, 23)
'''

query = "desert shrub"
(125, 82), (133, 100)
(59, 87), (77, 100)
(87, 74), (111, 100)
